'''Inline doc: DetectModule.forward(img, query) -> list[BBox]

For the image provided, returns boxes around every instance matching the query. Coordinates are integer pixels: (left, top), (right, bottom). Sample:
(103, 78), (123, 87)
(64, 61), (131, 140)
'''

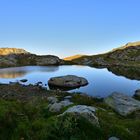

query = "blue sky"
(0, 0), (140, 58)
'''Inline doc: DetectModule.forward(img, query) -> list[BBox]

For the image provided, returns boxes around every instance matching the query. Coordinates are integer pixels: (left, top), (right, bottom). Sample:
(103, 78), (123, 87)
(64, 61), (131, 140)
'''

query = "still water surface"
(0, 65), (139, 97)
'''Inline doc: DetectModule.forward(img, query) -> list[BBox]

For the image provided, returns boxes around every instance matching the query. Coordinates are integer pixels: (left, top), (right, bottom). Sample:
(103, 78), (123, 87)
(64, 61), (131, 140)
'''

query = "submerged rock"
(61, 105), (98, 125)
(20, 79), (28, 83)
(48, 75), (88, 90)
(134, 89), (140, 98)
(104, 92), (140, 116)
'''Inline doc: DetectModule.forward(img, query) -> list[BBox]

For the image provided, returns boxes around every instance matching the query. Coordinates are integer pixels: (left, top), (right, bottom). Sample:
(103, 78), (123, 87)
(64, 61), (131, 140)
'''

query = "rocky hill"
(0, 48), (64, 68)
(70, 41), (140, 67)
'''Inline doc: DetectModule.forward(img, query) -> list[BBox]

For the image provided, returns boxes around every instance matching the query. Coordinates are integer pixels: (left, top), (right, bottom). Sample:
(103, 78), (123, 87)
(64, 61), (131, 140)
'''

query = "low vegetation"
(0, 85), (140, 140)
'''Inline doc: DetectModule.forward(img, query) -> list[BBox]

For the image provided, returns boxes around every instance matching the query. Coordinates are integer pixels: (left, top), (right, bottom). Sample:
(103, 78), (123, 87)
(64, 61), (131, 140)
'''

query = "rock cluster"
(47, 96), (73, 112)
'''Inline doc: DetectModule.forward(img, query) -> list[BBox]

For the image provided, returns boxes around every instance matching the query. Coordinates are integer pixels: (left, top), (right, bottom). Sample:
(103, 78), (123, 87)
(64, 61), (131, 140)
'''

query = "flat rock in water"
(48, 75), (88, 90)
(61, 105), (99, 125)
(104, 92), (140, 116)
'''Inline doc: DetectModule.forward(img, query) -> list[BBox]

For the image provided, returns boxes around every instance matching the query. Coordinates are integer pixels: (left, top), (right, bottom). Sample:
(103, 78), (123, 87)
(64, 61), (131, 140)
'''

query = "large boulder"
(104, 92), (140, 116)
(60, 105), (99, 125)
(48, 75), (88, 90)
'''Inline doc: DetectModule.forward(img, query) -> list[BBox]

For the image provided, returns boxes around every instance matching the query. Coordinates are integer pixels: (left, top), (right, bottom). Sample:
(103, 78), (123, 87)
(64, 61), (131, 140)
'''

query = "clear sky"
(0, 0), (140, 58)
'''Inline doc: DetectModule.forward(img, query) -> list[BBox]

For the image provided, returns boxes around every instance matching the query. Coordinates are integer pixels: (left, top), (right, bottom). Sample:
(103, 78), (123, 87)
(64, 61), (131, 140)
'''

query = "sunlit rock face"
(0, 48), (29, 55)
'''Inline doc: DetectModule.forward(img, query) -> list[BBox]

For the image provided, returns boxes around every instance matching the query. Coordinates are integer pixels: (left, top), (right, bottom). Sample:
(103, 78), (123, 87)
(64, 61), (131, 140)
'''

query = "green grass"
(0, 95), (140, 140)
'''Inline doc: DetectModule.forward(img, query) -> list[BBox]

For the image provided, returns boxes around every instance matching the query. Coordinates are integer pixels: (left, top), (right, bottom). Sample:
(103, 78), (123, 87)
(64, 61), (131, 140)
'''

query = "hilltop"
(69, 41), (140, 67)
(64, 54), (85, 61)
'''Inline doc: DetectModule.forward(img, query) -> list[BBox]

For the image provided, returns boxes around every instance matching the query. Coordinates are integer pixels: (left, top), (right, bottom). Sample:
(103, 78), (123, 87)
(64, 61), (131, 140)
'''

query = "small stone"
(48, 103), (63, 112)
(108, 136), (120, 140)
(60, 100), (73, 106)
(48, 100), (73, 112)
(64, 96), (72, 99)
(47, 96), (58, 104)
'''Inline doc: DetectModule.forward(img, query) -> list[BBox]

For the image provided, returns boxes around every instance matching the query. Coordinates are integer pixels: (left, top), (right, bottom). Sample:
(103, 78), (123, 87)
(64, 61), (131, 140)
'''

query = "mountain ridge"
(68, 41), (140, 67)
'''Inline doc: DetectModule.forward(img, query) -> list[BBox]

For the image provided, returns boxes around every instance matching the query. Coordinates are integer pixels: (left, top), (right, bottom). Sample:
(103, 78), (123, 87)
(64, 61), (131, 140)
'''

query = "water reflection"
(0, 72), (26, 78)
(0, 65), (139, 97)
(0, 66), (59, 79)
(108, 66), (140, 80)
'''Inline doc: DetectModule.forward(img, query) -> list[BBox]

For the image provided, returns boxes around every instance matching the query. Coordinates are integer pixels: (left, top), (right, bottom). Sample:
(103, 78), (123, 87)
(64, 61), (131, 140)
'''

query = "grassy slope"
(0, 84), (140, 140)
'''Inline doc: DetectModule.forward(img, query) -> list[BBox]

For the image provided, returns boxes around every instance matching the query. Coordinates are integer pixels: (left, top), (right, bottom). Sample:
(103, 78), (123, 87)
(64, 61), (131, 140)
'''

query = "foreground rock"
(61, 105), (99, 125)
(104, 92), (140, 116)
(48, 75), (88, 90)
